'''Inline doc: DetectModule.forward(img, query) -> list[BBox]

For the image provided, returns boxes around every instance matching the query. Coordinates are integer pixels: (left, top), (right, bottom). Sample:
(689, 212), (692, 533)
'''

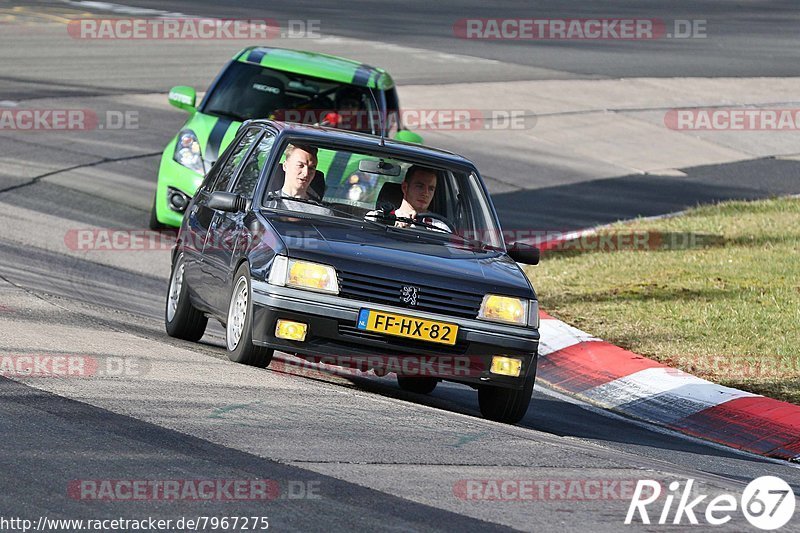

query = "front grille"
(337, 270), (482, 319)
(337, 324), (468, 354)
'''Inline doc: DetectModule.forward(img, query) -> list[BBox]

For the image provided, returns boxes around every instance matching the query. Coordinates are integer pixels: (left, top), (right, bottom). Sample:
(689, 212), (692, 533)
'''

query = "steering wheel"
(415, 212), (454, 233)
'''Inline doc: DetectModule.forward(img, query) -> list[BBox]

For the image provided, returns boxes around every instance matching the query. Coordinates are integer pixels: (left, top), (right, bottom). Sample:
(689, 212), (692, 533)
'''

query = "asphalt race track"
(1, 1), (799, 531)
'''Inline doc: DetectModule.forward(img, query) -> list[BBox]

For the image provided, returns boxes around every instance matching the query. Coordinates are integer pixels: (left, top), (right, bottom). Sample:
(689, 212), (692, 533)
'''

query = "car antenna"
(367, 86), (386, 146)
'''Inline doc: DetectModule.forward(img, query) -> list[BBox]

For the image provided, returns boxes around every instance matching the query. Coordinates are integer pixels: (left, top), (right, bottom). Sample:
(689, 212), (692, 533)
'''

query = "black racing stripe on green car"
(352, 65), (375, 86)
(247, 48), (268, 64)
(328, 151), (351, 182)
(205, 118), (233, 164)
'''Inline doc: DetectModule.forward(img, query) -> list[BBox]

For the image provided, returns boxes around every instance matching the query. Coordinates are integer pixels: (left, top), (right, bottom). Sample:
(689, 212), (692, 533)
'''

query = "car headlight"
(478, 294), (529, 326)
(267, 256), (339, 294)
(173, 130), (204, 174)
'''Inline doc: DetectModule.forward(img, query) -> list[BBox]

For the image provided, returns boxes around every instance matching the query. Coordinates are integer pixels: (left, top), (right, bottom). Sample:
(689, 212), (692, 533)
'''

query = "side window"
(210, 128), (259, 192)
(232, 132), (275, 198)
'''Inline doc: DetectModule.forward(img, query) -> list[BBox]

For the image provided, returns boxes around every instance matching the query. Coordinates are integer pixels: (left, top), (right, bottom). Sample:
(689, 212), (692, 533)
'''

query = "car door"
(182, 147), (230, 312)
(189, 127), (260, 312)
(204, 129), (277, 313)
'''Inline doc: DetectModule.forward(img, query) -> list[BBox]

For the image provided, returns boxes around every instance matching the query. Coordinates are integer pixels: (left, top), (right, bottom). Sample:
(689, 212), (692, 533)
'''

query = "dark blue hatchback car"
(165, 120), (540, 423)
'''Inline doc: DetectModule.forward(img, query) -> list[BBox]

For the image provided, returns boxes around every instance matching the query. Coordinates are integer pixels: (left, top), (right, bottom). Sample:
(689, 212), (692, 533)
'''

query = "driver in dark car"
(393, 165), (450, 231)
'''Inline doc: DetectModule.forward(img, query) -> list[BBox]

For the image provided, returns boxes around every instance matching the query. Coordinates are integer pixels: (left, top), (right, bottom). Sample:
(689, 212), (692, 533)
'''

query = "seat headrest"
(249, 75), (285, 96)
(376, 182), (403, 210)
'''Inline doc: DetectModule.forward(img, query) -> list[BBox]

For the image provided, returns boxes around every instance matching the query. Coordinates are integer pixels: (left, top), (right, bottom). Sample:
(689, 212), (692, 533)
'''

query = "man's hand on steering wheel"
(415, 212), (455, 233)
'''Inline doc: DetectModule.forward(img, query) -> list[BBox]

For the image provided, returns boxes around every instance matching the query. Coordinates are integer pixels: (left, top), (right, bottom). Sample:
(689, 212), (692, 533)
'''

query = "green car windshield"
(262, 144), (505, 251)
(201, 62), (399, 135)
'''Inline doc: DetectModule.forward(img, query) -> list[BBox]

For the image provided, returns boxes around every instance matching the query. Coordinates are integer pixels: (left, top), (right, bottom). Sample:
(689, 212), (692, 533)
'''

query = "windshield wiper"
(447, 233), (496, 252)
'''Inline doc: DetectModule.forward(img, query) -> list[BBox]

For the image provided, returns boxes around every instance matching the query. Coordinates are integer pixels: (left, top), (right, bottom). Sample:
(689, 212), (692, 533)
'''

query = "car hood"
(263, 213), (534, 298)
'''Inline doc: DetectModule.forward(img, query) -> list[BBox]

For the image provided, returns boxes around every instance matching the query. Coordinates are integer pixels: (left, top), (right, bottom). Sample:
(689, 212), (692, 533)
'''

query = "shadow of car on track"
(243, 350), (781, 466)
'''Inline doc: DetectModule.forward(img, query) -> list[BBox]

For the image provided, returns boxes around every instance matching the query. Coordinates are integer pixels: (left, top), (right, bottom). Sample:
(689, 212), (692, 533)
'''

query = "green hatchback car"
(151, 46), (423, 229)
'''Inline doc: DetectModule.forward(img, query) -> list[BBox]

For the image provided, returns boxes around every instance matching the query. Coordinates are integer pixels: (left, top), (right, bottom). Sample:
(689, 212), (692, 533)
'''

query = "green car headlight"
(268, 256), (339, 295)
(173, 130), (204, 174)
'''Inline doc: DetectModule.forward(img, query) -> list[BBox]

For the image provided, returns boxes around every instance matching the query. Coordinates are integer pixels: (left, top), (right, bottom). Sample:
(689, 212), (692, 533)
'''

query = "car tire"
(397, 376), (438, 394)
(149, 192), (167, 231)
(165, 252), (208, 341)
(226, 263), (274, 368)
(478, 376), (535, 424)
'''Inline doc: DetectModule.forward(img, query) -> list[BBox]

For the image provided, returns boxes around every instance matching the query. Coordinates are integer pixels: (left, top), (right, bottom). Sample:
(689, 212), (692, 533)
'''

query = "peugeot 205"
(164, 120), (540, 423)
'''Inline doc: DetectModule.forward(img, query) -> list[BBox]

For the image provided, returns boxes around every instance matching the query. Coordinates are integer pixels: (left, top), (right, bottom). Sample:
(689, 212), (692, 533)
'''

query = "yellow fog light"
(478, 294), (528, 325)
(275, 320), (308, 342)
(287, 260), (339, 294)
(490, 356), (522, 377)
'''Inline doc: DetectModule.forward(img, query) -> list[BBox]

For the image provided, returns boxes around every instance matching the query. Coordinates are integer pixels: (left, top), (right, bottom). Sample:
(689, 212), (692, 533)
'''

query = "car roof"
(249, 120), (478, 170)
(234, 47), (395, 90)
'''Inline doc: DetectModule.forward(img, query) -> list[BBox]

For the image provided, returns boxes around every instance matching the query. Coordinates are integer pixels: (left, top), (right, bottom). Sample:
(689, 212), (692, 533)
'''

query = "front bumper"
(251, 281), (539, 389)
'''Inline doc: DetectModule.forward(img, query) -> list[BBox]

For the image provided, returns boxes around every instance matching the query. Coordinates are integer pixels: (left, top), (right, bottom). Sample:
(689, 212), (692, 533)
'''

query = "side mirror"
(168, 86), (197, 113)
(208, 191), (247, 213)
(394, 129), (424, 144)
(506, 242), (540, 265)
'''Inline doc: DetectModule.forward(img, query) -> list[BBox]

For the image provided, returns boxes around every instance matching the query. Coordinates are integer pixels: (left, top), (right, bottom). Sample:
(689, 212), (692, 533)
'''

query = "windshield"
(201, 62), (398, 134)
(260, 142), (505, 250)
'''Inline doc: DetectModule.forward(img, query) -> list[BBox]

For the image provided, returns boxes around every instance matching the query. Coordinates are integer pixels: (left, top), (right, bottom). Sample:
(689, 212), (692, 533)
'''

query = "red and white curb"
(536, 311), (800, 461)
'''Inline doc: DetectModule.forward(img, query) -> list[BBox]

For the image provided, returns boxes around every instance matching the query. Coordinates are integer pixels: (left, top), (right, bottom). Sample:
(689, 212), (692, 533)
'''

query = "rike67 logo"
(626, 476), (796, 530)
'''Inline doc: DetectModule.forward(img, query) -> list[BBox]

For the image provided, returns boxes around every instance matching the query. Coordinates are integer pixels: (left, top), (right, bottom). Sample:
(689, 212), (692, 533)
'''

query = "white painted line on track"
(535, 383), (800, 470)
(538, 318), (599, 356)
(581, 367), (759, 424)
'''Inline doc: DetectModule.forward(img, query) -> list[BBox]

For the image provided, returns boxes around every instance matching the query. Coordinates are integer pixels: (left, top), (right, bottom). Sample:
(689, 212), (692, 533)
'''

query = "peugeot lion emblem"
(400, 286), (419, 306)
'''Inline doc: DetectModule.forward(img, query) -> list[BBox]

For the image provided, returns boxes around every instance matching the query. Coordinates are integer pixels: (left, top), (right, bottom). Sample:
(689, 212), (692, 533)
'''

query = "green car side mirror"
(168, 86), (197, 113)
(394, 129), (424, 144)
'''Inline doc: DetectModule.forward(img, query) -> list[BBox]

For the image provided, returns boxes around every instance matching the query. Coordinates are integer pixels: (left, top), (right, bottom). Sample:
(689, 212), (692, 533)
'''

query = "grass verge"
(524, 197), (800, 405)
